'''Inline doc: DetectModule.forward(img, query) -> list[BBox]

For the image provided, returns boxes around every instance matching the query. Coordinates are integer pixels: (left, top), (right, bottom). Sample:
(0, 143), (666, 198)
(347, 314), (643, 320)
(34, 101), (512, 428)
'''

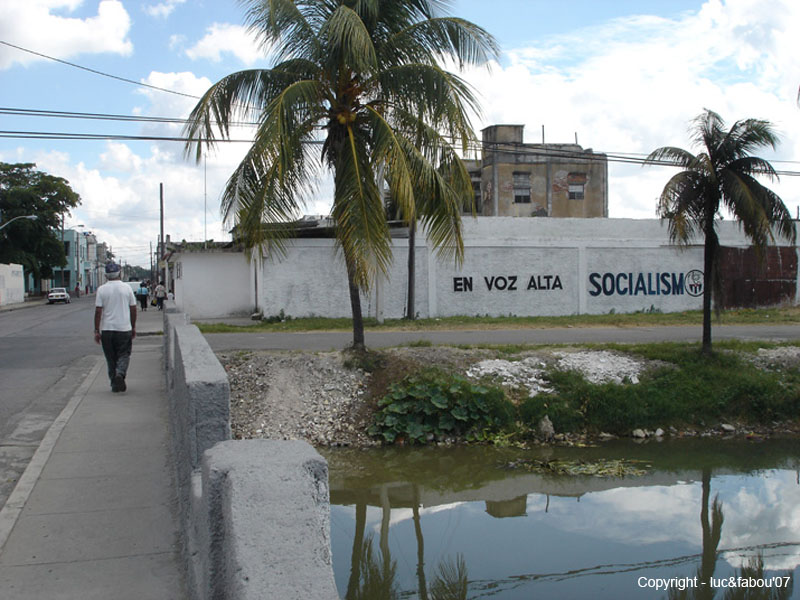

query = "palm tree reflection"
(346, 484), (470, 600)
(669, 468), (793, 600)
(345, 533), (398, 600)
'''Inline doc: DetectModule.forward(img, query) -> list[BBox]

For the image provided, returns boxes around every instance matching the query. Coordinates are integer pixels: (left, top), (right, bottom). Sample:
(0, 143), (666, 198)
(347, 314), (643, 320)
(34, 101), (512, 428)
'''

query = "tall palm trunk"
(698, 468), (723, 600)
(346, 257), (366, 350)
(413, 485), (428, 600)
(406, 219), (416, 320)
(346, 502), (367, 600)
(701, 217), (716, 356)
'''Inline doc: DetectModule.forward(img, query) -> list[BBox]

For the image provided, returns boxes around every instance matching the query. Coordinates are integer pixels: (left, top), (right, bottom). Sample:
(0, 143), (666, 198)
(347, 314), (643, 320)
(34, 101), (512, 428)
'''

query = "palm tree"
(645, 109), (795, 355)
(184, 0), (496, 349)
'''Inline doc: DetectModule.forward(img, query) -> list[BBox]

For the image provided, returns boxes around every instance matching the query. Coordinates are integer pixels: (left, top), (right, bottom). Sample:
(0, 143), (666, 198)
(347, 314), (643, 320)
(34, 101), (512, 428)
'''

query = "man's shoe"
(113, 374), (125, 392)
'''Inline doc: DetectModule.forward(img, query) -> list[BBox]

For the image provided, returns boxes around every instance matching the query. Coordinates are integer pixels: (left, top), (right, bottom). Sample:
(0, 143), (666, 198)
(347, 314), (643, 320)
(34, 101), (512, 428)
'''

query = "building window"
(513, 172), (531, 204)
(472, 179), (482, 213)
(568, 173), (586, 200)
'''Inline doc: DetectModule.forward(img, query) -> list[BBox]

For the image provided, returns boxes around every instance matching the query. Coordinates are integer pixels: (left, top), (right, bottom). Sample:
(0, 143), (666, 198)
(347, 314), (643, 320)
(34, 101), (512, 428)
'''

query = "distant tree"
(127, 265), (152, 281)
(645, 109), (795, 355)
(0, 162), (81, 290)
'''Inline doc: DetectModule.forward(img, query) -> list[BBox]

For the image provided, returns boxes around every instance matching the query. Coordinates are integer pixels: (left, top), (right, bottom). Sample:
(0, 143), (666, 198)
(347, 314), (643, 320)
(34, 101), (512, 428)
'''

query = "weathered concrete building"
(465, 124), (608, 218)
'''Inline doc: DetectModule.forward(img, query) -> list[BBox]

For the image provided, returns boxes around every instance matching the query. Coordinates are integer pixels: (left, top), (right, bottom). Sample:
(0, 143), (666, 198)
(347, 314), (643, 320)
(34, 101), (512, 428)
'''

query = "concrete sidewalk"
(0, 307), (186, 599)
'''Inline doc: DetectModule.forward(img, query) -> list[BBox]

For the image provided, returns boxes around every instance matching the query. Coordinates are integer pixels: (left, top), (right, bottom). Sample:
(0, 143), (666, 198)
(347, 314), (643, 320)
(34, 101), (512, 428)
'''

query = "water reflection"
(324, 440), (800, 599)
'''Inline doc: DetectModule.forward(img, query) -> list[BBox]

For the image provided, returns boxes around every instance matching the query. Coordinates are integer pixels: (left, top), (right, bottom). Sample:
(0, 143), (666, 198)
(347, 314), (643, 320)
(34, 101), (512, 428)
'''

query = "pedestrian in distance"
(136, 282), (149, 311)
(94, 262), (137, 393)
(155, 281), (167, 311)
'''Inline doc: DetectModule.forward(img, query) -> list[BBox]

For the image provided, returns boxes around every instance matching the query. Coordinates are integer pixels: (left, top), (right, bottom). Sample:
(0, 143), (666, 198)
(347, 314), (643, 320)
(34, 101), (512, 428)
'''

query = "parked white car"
(47, 287), (71, 304)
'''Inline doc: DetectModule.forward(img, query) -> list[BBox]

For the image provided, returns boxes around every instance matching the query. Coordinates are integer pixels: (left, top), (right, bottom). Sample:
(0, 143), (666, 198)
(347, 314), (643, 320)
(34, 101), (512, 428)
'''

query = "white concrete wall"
(173, 251), (253, 318)
(259, 238), (429, 320)
(172, 218), (797, 319)
(0, 263), (25, 306)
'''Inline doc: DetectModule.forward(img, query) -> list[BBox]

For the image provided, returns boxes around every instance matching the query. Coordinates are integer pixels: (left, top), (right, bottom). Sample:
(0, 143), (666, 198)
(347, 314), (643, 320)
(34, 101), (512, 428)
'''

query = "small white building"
(0, 263), (25, 306)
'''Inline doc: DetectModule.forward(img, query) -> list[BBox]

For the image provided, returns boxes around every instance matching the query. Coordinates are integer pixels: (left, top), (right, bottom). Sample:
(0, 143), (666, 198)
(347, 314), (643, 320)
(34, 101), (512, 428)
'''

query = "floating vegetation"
(503, 458), (651, 478)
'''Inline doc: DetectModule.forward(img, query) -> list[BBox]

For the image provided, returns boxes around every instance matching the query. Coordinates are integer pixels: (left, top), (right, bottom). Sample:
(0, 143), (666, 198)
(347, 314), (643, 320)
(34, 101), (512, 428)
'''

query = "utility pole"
(160, 183), (165, 286)
(60, 214), (64, 287)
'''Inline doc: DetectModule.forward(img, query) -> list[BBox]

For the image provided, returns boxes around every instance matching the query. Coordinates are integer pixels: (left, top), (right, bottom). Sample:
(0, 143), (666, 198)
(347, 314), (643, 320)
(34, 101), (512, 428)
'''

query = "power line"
(0, 130), (260, 143)
(5, 106), (799, 172)
(0, 107), (261, 128)
(0, 40), (200, 100)
(3, 127), (797, 175)
(4, 41), (798, 174)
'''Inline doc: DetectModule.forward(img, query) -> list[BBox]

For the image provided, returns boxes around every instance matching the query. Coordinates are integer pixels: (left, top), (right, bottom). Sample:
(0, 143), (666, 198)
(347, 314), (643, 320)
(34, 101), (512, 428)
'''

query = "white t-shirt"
(96, 280), (137, 331)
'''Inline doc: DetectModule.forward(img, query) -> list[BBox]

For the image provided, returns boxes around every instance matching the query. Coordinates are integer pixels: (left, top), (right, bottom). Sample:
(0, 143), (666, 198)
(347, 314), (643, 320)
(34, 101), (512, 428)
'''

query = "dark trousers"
(138, 294), (148, 310)
(100, 330), (133, 383)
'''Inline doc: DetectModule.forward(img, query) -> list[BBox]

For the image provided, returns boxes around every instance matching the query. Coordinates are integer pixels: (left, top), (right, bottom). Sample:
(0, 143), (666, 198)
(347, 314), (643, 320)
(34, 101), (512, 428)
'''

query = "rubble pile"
(466, 357), (552, 397)
(466, 350), (647, 395)
(221, 351), (377, 447)
(553, 350), (645, 384)
(748, 346), (800, 370)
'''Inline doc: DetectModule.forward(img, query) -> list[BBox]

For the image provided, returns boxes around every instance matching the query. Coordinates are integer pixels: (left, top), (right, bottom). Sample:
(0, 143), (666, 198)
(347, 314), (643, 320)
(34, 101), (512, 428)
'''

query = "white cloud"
(185, 23), (264, 65)
(143, 0), (186, 19)
(0, 0), (132, 70)
(168, 34), (186, 51)
(28, 143), (232, 267)
(459, 0), (800, 219)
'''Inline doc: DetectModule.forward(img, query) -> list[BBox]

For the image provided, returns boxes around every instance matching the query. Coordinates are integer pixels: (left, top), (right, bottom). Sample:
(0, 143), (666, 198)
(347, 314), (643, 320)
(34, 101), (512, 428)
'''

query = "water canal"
(322, 439), (799, 599)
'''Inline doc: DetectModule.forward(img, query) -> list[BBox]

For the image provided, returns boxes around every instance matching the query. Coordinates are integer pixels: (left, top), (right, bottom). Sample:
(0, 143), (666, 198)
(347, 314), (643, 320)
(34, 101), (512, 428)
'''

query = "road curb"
(0, 357), (103, 555)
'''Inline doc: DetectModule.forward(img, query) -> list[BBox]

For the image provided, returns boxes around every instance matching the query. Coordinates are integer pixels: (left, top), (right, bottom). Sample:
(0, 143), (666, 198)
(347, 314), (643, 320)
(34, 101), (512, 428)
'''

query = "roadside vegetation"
(196, 305), (800, 334)
(363, 340), (800, 446)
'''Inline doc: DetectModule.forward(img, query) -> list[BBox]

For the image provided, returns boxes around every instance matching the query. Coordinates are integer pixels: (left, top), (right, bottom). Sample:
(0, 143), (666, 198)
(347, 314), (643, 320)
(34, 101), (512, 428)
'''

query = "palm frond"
(727, 156), (779, 181)
(238, 0), (322, 62)
(720, 170), (796, 248)
(724, 117), (779, 160)
(644, 146), (699, 170)
(322, 5), (378, 74)
(369, 107), (467, 265)
(383, 17), (499, 68)
(377, 63), (480, 149)
(330, 123), (391, 290)
(183, 66), (317, 161)
(691, 108), (726, 155)
(655, 170), (708, 244)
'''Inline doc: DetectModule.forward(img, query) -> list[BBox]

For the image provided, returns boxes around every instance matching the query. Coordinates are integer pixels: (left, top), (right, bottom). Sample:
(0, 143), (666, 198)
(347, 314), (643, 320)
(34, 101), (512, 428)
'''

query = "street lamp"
(0, 214), (37, 232)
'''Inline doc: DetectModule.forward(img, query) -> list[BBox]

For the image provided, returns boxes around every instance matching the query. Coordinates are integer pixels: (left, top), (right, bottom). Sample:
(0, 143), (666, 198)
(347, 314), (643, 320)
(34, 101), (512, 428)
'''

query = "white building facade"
(0, 263), (25, 306)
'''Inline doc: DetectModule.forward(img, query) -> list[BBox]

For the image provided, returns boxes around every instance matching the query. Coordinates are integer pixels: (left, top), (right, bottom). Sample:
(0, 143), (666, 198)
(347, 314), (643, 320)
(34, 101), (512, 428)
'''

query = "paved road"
(203, 323), (800, 352)
(0, 297), (100, 509)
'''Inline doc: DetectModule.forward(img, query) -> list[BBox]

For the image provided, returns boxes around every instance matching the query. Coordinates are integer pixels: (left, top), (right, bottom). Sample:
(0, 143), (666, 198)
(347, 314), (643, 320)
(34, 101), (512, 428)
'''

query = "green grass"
(196, 305), (800, 334)
(517, 341), (800, 435)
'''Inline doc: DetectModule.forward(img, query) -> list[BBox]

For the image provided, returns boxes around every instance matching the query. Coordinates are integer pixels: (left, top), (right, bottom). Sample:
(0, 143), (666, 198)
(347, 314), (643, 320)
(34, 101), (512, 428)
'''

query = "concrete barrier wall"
(171, 218), (799, 320)
(257, 218), (795, 319)
(162, 302), (338, 600)
(202, 441), (338, 600)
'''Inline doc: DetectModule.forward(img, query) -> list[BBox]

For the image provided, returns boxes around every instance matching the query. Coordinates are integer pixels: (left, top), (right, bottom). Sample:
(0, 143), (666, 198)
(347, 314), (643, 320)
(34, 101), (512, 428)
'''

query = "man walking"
(94, 262), (137, 392)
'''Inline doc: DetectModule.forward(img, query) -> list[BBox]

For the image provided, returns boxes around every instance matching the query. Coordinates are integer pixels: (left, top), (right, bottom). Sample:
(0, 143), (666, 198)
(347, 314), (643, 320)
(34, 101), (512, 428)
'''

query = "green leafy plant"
(368, 370), (514, 444)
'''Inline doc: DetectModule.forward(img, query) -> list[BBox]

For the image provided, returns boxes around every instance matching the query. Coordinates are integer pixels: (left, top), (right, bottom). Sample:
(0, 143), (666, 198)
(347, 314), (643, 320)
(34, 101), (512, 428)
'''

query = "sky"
(1, 0), (799, 268)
